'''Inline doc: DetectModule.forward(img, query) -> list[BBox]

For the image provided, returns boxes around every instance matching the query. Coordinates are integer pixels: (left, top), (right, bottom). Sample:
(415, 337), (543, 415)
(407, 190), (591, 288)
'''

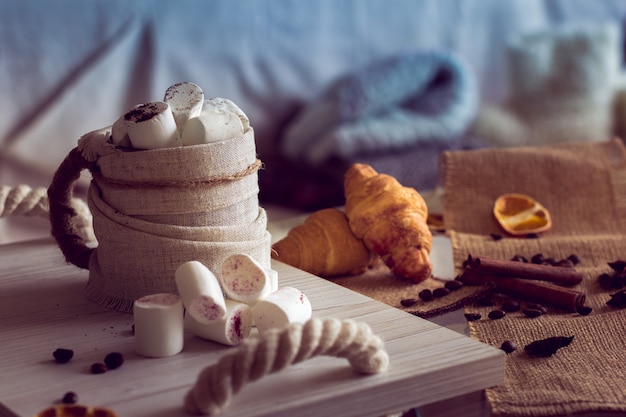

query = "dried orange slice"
(493, 193), (552, 235)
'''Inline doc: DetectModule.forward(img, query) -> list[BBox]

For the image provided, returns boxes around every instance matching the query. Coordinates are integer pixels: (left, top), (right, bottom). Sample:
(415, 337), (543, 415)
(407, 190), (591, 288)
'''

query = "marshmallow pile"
(133, 255), (312, 358)
(111, 82), (250, 150)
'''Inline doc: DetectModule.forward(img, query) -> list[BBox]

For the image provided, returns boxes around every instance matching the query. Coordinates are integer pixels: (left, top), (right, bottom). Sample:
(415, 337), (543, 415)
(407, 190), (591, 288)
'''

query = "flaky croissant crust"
(344, 163), (433, 283)
(271, 207), (377, 277)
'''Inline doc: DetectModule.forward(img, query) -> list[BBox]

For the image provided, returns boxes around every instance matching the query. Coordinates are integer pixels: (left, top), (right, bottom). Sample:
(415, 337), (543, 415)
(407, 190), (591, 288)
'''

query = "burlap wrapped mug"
(48, 127), (271, 313)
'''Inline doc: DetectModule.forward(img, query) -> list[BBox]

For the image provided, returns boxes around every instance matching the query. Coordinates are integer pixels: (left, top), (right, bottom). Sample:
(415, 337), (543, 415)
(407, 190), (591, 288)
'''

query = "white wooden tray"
(0, 238), (503, 417)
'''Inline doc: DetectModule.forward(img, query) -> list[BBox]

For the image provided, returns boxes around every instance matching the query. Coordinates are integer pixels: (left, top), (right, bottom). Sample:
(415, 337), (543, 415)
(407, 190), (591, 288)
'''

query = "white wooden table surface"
(0, 238), (503, 417)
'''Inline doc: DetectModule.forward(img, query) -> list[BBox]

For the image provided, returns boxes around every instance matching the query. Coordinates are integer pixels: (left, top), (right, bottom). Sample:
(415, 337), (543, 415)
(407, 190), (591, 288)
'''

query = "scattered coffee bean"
(418, 289), (434, 301)
(576, 305), (593, 316)
(490, 233), (503, 241)
(501, 300), (520, 312)
(567, 254), (582, 265)
(90, 362), (107, 374)
(62, 392), (78, 404)
(433, 287), (450, 298)
(526, 303), (547, 315)
(104, 352), (124, 370)
(598, 265), (626, 290)
(525, 233), (539, 239)
(53, 348), (74, 364)
(444, 280), (463, 291)
(525, 335), (574, 357)
(488, 309), (506, 320)
(598, 272), (620, 290)
(531, 253), (545, 264)
(510, 255), (528, 263)
(541, 258), (557, 266)
(522, 308), (543, 318)
(555, 259), (574, 268)
(464, 312), (482, 321)
(606, 289), (626, 308)
(400, 298), (418, 307)
(500, 340), (517, 354)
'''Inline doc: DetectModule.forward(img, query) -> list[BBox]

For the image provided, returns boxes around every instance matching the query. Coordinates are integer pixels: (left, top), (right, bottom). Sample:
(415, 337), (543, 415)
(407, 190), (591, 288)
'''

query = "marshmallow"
(133, 293), (184, 358)
(124, 101), (180, 149)
(164, 82), (204, 134)
(207, 97), (251, 132)
(184, 299), (253, 346)
(267, 268), (279, 293)
(175, 261), (226, 324)
(220, 254), (272, 305)
(181, 98), (245, 145)
(110, 113), (132, 147)
(252, 287), (312, 335)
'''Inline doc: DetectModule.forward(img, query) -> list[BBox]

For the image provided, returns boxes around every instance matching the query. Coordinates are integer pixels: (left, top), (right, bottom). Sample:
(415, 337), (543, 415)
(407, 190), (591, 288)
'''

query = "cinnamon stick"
(461, 269), (585, 311)
(465, 255), (583, 286)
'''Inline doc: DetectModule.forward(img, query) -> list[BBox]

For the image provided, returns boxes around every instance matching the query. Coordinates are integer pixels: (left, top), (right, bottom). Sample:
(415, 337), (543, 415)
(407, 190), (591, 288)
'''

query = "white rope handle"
(0, 184), (48, 218)
(184, 317), (390, 415)
(0, 184), (95, 242)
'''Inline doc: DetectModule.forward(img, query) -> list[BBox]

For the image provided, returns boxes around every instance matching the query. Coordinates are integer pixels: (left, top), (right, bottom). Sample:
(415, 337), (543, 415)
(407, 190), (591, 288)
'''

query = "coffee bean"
(444, 280), (463, 291)
(464, 312), (482, 321)
(500, 340), (517, 354)
(598, 272), (625, 290)
(522, 308), (543, 318)
(541, 258), (557, 266)
(576, 305), (593, 316)
(488, 310), (506, 320)
(418, 289), (434, 301)
(510, 255), (528, 263)
(62, 392), (78, 404)
(567, 254), (582, 265)
(104, 352), (124, 370)
(400, 298), (418, 307)
(501, 300), (520, 312)
(433, 287), (450, 298)
(531, 253), (545, 264)
(525, 233), (539, 239)
(53, 348), (74, 364)
(490, 233), (503, 241)
(555, 259), (574, 268)
(526, 303), (547, 314)
(90, 362), (107, 374)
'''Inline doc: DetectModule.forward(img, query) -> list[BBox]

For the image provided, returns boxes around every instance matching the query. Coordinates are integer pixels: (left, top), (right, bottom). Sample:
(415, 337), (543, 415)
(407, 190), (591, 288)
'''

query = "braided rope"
(1, 184), (95, 243)
(184, 317), (389, 416)
(0, 184), (49, 218)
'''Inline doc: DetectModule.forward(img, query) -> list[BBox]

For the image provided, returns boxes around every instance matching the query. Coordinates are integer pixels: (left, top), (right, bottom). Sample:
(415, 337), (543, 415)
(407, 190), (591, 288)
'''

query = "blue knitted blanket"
(281, 51), (479, 164)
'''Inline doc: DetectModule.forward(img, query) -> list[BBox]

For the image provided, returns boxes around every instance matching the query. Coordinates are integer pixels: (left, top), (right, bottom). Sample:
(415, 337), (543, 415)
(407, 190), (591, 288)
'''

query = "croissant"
(344, 163), (433, 283)
(271, 207), (377, 277)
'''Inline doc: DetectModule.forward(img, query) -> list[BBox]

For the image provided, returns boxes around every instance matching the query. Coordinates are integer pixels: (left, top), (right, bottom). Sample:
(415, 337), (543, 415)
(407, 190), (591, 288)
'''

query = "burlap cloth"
(328, 139), (626, 416)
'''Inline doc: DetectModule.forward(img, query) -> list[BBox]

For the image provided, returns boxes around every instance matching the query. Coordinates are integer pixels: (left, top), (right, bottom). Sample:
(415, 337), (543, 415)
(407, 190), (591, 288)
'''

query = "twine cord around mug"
(90, 159), (263, 189)
(184, 318), (390, 416)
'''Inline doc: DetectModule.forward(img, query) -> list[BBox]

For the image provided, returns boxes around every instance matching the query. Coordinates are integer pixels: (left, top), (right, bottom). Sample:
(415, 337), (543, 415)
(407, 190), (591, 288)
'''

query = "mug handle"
(48, 146), (95, 269)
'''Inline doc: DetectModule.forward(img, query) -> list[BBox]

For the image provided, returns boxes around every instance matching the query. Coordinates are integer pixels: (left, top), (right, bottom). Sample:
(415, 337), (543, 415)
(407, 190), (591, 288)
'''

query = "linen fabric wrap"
(84, 129), (271, 313)
(440, 139), (626, 417)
